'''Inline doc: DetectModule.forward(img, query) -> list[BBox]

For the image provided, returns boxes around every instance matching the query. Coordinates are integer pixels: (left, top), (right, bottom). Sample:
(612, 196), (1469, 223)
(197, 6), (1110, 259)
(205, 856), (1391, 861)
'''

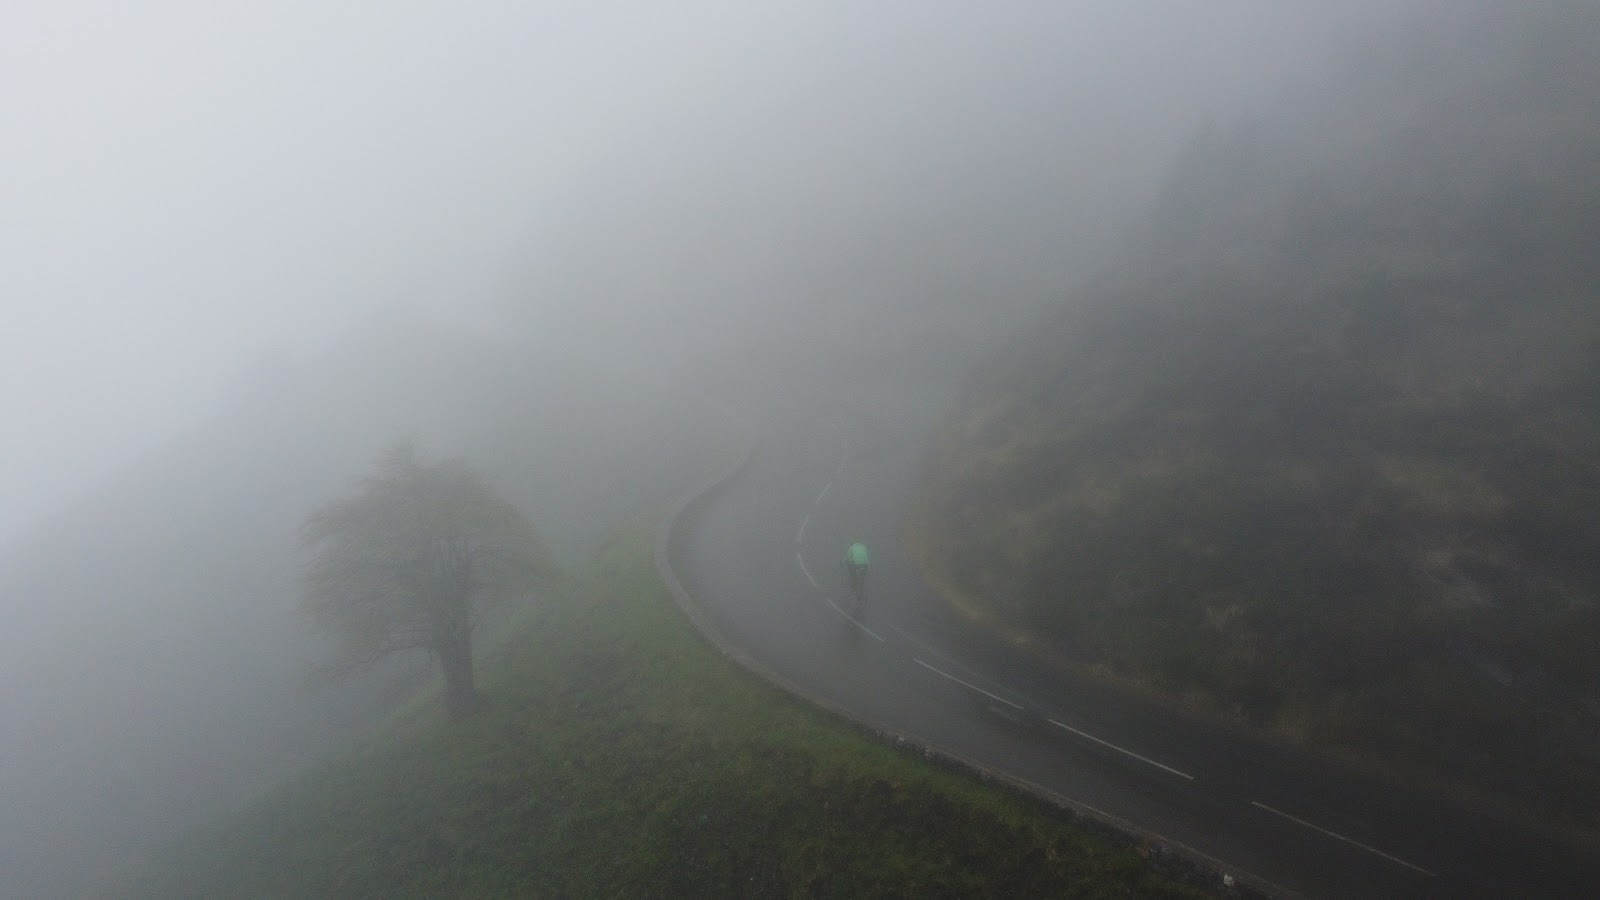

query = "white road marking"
(826, 596), (886, 642)
(883, 619), (977, 677)
(1250, 801), (1436, 877)
(796, 512), (810, 544)
(914, 658), (1024, 710)
(796, 552), (819, 589)
(1048, 719), (1195, 781)
(815, 481), (832, 505)
(889, 619), (1056, 716)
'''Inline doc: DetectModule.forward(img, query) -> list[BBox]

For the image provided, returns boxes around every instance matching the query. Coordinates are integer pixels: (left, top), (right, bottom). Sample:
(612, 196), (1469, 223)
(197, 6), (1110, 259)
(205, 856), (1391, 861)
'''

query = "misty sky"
(1, 1), (1409, 545)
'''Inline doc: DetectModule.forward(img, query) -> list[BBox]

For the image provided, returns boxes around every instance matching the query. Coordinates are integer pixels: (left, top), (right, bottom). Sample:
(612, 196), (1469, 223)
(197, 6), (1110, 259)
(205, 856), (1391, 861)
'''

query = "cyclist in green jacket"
(843, 540), (870, 609)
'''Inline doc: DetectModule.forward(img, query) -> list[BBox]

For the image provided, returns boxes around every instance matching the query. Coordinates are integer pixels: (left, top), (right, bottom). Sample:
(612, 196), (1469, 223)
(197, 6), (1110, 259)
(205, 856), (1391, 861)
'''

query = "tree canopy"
(300, 444), (558, 718)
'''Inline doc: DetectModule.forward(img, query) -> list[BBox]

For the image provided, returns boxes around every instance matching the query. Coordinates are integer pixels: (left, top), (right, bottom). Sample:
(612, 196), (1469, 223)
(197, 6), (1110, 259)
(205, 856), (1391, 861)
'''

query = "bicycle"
(842, 561), (869, 615)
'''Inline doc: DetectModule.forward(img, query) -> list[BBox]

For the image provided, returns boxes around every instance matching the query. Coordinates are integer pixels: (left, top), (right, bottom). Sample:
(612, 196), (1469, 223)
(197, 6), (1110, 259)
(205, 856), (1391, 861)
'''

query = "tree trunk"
(438, 628), (477, 720)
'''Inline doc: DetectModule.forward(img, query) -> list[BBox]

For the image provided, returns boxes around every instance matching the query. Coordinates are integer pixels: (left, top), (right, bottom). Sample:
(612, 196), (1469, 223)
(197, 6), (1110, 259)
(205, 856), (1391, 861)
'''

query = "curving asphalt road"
(680, 392), (1600, 899)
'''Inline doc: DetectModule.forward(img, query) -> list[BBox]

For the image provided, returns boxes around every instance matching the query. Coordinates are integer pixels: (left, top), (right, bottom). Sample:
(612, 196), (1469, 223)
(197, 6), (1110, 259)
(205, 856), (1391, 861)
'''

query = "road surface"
(680, 393), (1600, 898)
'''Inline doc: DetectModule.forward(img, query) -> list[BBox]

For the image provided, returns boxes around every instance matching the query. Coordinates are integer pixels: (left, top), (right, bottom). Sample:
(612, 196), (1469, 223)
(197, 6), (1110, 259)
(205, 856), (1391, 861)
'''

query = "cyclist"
(843, 540), (870, 609)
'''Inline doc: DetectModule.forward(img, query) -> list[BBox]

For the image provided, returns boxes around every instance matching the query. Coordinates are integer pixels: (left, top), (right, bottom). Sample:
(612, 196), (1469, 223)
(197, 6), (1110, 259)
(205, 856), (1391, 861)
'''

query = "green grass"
(127, 518), (1216, 899)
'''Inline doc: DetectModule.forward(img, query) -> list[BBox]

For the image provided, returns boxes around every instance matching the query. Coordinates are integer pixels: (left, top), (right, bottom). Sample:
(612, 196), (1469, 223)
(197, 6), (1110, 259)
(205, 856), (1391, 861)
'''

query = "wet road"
(680, 393), (1600, 898)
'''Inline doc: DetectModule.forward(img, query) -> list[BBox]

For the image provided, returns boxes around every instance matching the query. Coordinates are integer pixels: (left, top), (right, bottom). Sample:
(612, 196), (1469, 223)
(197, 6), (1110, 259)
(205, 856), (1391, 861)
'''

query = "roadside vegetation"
(910, 0), (1600, 829)
(129, 520), (1218, 898)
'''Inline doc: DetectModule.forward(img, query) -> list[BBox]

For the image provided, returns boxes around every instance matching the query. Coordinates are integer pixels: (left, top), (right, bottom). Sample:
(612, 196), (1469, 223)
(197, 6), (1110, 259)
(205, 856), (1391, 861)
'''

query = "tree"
(300, 443), (558, 719)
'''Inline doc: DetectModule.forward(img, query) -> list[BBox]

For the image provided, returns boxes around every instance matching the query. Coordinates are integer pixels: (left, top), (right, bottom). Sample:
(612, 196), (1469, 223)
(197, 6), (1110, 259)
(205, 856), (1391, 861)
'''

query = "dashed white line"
(1249, 801), (1436, 877)
(913, 658), (1024, 710)
(826, 596), (886, 642)
(896, 620), (1194, 781)
(795, 551), (819, 589)
(790, 423), (1413, 888)
(883, 619), (978, 676)
(1048, 719), (1195, 781)
(887, 620), (1040, 704)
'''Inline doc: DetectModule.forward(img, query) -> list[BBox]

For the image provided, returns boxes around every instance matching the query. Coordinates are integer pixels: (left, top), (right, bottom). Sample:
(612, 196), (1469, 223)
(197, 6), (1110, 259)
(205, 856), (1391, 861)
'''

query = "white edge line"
(913, 658), (1024, 710)
(795, 551), (819, 589)
(1250, 801), (1436, 877)
(825, 596), (886, 642)
(815, 481), (832, 505)
(795, 512), (810, 544)
(1048, 718), (1195, 781)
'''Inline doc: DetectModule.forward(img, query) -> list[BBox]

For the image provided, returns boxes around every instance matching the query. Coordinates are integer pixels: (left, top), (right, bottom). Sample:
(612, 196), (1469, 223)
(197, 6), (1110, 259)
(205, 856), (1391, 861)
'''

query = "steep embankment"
(911, 1), (1600, 826)
(128, 522), (1218, 899)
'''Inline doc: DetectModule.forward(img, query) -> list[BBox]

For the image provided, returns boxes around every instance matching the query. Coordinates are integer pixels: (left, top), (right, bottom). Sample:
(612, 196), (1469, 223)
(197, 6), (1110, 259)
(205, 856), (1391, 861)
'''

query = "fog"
(1, 0), (1406, 542)
(1, 2), (1430, 896)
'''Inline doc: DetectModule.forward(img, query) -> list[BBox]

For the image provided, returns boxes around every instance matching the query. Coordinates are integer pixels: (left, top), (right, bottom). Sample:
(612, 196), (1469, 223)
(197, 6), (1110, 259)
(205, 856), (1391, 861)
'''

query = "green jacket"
(844, 542), (870, 567)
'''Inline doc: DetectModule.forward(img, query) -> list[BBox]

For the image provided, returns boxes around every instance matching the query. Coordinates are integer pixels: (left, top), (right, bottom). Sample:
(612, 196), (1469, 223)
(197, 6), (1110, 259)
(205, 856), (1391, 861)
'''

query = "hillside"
(127, 522), (1220, 899)
(0, 316), (735, 899)
(910, 1), (1600, 826)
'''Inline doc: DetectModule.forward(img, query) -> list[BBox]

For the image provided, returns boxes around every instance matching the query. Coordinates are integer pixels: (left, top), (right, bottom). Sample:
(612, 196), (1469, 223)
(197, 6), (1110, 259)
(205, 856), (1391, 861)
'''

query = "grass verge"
(128, 517), (1220, 899)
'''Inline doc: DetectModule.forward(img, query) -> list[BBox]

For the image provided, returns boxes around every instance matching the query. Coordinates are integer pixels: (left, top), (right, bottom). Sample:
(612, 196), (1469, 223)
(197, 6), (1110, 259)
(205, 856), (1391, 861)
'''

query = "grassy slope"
(0, 317), (754, 899)
(910, 2), (1600, 827)
(128, 519), (1215, 899)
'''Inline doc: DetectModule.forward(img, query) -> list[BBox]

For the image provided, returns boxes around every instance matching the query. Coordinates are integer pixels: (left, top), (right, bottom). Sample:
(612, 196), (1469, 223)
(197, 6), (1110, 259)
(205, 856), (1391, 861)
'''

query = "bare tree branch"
(298, 445), (559, 718)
